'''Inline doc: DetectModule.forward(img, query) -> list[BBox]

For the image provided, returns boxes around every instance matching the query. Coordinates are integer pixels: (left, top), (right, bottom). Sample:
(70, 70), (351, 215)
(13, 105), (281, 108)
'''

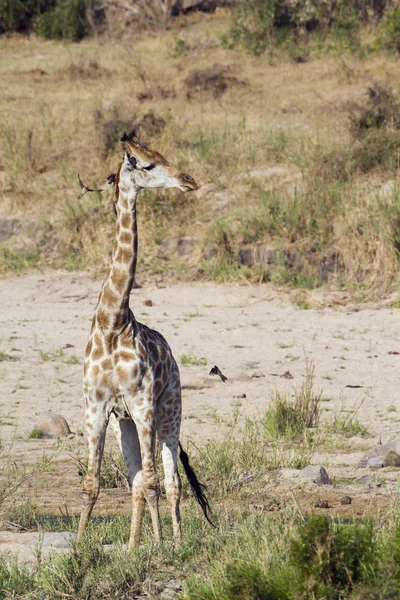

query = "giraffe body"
(77, 134), (200, 547)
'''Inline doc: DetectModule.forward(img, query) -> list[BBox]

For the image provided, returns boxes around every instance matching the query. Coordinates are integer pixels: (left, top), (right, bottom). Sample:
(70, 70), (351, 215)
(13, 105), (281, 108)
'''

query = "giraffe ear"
(120, 132), (131, 142)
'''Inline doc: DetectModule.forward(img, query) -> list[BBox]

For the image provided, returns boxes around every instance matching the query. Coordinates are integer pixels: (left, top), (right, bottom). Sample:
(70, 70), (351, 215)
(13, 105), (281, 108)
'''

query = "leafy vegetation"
(0, 0), (99, 39)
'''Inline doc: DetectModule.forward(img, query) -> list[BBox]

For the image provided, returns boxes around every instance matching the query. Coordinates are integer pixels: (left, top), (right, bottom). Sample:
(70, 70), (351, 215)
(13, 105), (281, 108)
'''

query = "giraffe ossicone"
(77, 132), (211, 549)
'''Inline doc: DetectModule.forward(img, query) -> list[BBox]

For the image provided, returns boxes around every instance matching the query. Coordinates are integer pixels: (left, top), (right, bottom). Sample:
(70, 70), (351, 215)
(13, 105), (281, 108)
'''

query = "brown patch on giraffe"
(101, 358), (112, 371)
(143, 410), (153, 422)
(85, 338), (93, 357)
(102, 283), (119, 307)
(137, 342), (147, 360)
(120, 212), (131, 229)
(100, 373), (112, 387)
(93, 332), (104, 347)
(110, 268), (127, 294)
(117, 350), (135, 362)
(95, 390), (105, 402)
(90, 404), (98, 413)
(115, 247), (131, 265)
(116, 221), (121, 237)
(141, 426), (150, 438)
(91, 365), (100, 379)
(91, 345), (104, 362)
(96, 309), (110, 330)
(127, 381), (138, 395)
(131, 364), (138, 379)
(87, 422), (94, 430)
(90, 436), (99, 445)
(116, 365), (128, 383)
(119, 231), (132, 245)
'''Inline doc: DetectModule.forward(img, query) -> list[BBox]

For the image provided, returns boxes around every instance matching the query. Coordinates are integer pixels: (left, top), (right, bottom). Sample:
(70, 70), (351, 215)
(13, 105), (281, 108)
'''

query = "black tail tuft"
(179, 442), (215, 527)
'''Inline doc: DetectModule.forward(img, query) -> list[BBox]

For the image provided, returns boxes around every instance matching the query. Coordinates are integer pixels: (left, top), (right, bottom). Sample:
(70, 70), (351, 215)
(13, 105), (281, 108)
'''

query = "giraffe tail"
(178, 442), (215, 527)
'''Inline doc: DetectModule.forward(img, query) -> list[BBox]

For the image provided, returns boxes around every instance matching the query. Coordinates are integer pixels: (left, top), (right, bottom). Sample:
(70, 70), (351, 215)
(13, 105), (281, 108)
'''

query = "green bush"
(290, 516), (377, 599)
(35, 0), (97, 41)
(0, 0), (98, 39)
(379, 6), (400, 53)
(0, 0), (49, 33)
(223, 0), (382, 56)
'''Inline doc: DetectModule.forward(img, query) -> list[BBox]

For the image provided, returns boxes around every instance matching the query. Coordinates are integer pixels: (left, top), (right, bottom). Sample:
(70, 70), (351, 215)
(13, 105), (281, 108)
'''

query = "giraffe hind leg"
(157, 390), (182, 544)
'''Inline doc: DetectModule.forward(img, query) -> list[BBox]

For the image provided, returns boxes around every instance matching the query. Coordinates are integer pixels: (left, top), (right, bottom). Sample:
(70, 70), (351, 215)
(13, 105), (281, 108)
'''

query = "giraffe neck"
(95, 187), (139, 333)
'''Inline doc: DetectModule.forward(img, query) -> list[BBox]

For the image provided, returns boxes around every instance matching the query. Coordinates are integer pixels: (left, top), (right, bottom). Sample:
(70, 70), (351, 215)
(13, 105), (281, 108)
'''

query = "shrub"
(35, 0), (98, 41)
(290, 516), (377, 599)
(379, 5), (400, 53)
(0, 0), (49, 33)
(223, 0), (373, 56)
(263, 360), (321, 440)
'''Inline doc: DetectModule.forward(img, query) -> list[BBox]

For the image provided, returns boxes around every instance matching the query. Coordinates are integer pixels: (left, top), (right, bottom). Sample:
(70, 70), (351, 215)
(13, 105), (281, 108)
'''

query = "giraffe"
(77, 132), (212, 549)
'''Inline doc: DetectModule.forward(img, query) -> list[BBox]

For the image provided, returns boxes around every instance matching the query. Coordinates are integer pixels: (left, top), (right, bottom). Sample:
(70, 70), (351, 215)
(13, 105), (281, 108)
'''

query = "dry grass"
(2, 14), (400, 295)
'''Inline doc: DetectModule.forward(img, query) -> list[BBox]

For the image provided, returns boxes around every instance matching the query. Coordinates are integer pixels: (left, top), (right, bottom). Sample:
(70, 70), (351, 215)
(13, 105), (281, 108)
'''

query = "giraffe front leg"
(133, 415), (161, 545)
(77, 390), (108, 542)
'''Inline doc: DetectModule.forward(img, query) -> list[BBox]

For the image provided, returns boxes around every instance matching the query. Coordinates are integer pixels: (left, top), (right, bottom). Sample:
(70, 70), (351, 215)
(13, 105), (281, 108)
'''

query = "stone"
(35, 412), (72, 438)
(366, 456), (385, 469)
(357, 440), (400, 469)
(239, 247), (255, 267)
(0, 218), (21, 242)
(177, 237), (195, 256)
(340, 495), (352, 505)
(25, 532), (77, 549)
(300, 465), (332, 485)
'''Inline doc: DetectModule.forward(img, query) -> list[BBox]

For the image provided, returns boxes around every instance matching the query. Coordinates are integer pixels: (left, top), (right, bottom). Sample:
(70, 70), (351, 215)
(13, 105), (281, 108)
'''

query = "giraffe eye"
(143, 164), (155, 171)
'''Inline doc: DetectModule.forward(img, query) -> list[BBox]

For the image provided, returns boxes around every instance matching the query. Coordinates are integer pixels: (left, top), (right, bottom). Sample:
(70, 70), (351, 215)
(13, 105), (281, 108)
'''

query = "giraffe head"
(118, 131), (198, 194)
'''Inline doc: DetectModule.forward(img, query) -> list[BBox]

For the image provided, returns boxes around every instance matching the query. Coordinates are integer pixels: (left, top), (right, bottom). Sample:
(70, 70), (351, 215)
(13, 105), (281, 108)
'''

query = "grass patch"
(179, 351), (207, 366)
(326, 414), (369, 438)
(263, 360), (321, 442)
(28, 428), (44, 439)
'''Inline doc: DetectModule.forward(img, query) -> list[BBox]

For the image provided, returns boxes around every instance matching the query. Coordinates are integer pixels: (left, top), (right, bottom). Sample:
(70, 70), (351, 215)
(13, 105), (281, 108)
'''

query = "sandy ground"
(0, 272), (399, 523)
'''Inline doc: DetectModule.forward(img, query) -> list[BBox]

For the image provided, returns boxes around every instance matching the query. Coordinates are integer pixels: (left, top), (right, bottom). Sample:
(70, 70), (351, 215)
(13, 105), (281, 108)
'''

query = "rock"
(0, 218), (21, 242)
(239, 247), (255, 267)
(340, 495), (352, 505)
(35, 413), (72, 438)
(357, 440), (400, 469)
(143, 299), (153, 307)
(366, 456), (385, 469)
(300, 465), (332, 485)
(25, 532), (76, 549)
(279, 465), (331, 486)
(177, 237), (196, 256)
(314, 499), (330, 508)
